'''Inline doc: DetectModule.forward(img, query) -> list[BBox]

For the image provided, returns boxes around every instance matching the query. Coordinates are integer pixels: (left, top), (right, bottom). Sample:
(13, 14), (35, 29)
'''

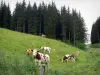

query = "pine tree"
(12, 0), (26, 32)
(61, 6), (70, 41)
(0, 1), (11, 29)
(44, 2), (58, 39)
(21, 0), (26, 33)
(55, 13), (62, 40)
(91, 17), (100, 44)
(6, 4), (11, 29)
(71, 9), (86, 46)
(26, 2), (32, 34)
(30, 2), (38, 35)
(61, 6), (66, 41)
(0, 0), (3, 27)
(11, 2), (21, 31)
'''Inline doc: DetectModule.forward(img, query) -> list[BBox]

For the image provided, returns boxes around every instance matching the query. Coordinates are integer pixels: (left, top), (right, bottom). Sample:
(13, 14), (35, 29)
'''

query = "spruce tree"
(91, 17), (100, 44)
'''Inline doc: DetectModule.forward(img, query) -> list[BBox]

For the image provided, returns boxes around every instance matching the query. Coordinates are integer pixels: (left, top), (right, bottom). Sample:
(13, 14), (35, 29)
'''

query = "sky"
(1, 0), (100, 43)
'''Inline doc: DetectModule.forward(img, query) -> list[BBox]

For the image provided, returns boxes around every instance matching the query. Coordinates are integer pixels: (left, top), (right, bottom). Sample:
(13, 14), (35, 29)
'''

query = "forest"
(0, 0), (87, 48)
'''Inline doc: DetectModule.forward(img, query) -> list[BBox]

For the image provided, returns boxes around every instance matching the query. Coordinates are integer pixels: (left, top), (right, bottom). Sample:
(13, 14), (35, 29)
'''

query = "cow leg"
(43, 50), (45, 54)
(45, 61), (49, 72)
(49, 50), (50, 54)
(38, 60), (42, 70)
(66, 59), (68, 62)
(61, 58), (63, 62)
(66, 57), (70, 62)
(34, 59), (37, 65)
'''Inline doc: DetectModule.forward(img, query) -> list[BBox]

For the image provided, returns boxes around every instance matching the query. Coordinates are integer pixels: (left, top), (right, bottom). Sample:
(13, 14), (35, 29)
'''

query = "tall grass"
(0, 50), (38, 75)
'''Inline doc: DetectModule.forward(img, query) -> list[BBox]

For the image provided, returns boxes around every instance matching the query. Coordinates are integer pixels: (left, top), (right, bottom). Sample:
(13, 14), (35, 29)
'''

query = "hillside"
(0, 28), (100, 75)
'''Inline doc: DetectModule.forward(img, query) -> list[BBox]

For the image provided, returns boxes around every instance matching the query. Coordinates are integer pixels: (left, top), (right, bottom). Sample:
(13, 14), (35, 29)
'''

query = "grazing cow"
(33, 49), (50, 69)
(61, 54), (71, 62)
(41, 34), (46, 38)
(40, 46), (51, 54)
(61, 54), (76, 62)
(26, 49), (33, 56)
(68, 54), (75, 62)
(61, 51), (80, 62)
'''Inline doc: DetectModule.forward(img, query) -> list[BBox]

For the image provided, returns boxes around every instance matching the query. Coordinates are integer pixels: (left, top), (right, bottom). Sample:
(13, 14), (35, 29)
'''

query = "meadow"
(0, 28), (100, 75)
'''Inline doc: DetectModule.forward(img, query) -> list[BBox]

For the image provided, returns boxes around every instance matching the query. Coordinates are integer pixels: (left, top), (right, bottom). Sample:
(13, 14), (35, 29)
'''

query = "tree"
(12, 0), (26, 32)
(91, 17), (100, 44)
(61, 6), (67, 41)
(0, 1), (11, 29)
(11, 2), (21, 31)
(27, 2), (38, 35)
(61, 6), (72, 42)
(71, 9), (86, 46)
(55, 14), (62, 40)
(44, 2), (59, 39)
(6, 4), (11, 29)
(0, 0), (3, 27)
(25, 2), (32, 34)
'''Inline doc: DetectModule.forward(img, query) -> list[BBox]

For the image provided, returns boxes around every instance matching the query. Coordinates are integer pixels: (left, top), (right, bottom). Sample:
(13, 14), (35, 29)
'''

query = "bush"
(75, 41), (87, 50)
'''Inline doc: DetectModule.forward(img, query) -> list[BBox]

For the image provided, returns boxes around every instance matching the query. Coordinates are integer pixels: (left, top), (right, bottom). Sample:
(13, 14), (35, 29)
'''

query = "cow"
(26, 49), (33, 56)
(61, 51), (80, 62)
(33, 49), (50, 69)
(40, 46), (51, 54)
(41, 34), (46, 38)
(61, 54), (71, 62)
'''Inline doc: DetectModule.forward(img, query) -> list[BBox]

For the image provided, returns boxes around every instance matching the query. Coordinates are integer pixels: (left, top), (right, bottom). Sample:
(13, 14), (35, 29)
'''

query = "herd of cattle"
(26, 46), (51, 68)
(26, 46), (80, 68)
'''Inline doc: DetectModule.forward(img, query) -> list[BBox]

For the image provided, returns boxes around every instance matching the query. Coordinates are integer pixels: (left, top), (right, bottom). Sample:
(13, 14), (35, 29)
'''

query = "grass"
(0, 28), (100, 75)
(91, 43), (100, 48)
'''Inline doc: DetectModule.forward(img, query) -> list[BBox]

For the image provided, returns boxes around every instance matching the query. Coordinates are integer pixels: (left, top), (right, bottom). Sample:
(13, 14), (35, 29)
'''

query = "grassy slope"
(0, 28), (100, 75)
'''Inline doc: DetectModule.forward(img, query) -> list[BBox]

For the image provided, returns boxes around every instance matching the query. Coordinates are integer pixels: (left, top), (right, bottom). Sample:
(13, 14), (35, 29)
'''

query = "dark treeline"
(91, 17), (100, 44)
(0, 0), (87, 47)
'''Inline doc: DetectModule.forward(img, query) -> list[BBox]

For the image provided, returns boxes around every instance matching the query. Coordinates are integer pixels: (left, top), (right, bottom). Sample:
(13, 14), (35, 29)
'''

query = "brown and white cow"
(33, 49), (50, 69)
(61, 54), (71, 62)
(61, 51), (80, 62)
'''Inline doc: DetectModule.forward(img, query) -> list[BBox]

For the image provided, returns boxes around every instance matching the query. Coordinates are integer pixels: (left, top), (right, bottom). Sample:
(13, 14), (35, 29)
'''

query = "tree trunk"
(98, 28), (100, 43)
(73, 21), (76, 46)
(69, 31), (70, 43)
(62, 25), (66, 41)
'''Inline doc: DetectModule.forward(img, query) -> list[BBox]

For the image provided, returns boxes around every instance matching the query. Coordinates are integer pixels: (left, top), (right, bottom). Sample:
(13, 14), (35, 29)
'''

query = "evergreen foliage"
(91, 17), (100, 44)
(0, 1), (86, 48)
